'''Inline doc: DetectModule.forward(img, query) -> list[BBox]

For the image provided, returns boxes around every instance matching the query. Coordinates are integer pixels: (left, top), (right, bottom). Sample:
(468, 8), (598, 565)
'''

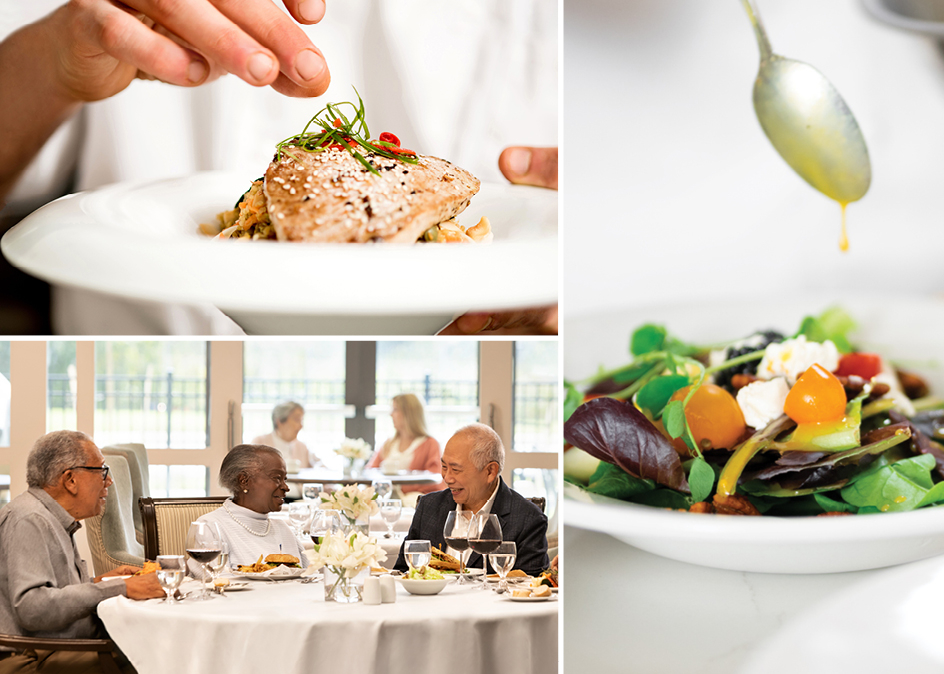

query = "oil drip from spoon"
(742, 0), (870, 251)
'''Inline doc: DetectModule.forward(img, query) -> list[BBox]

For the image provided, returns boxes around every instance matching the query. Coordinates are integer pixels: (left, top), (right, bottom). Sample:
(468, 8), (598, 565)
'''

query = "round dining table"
(286, 468), (442, 487)
(98, 576), (558, 674)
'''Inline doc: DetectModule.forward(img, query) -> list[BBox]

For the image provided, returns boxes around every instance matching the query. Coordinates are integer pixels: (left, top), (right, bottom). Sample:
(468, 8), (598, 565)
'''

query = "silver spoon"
(742, 0), (871, 205)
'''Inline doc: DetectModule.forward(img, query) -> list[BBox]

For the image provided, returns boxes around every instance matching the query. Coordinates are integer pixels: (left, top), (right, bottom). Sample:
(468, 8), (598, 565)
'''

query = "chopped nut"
(712, 493), (761, 516)
(689, 501), (716, 514)
(897, 370), (930, 400)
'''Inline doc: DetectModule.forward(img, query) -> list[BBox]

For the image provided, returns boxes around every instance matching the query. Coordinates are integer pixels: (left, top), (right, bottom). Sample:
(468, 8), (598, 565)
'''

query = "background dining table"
(98, 576), (558, 674)
(286, 468), (443, 486)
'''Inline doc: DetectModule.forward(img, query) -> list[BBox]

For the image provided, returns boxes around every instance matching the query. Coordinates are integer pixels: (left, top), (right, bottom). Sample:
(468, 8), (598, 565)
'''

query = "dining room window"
(94, 342), (209, 449)
(242, 341), (347, 468)
(374, 341), (480, 456)
(149, 465), (210, 497)
(47, 341), (77, 433)
(512, 341), (558, 453)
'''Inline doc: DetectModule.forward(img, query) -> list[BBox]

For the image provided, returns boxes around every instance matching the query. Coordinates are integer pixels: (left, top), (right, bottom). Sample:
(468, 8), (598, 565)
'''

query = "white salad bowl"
(397, 577), (448, 595)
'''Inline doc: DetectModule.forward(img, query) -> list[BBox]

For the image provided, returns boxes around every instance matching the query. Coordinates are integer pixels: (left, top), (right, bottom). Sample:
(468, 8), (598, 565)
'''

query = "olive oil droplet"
(839, 202), (849, 252)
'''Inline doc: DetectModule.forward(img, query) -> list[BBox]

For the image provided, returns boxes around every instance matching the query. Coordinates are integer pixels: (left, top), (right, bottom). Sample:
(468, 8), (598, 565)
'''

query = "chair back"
(139, 497), (229, 559)
(0, 635), (123, 674)
(85, 454), (145, 575)
(528, 496), (546, 513)
(101, 443), (150, 544)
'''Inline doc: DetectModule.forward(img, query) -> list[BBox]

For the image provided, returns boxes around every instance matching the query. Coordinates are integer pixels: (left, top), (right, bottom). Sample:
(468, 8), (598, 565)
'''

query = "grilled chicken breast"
(264, 145), (480, 243)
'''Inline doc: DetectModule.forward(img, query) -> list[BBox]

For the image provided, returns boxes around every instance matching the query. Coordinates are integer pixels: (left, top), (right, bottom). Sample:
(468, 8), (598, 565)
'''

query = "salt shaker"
(380, 574), (396, 603)
(363, 576), (382, 605)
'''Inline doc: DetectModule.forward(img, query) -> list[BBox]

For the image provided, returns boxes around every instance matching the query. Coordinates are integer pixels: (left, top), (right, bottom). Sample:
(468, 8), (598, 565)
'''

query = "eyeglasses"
(68, 465), (110, 481)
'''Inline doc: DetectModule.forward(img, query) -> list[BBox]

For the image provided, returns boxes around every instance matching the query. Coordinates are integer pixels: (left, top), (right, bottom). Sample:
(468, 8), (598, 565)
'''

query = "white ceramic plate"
(1, 171), (557, 335)
(233, 566), (306, 581)
(564, 293), (944, 574)
(741, 553), (944, 673)
(507, 594), (556, 602)
(215, 581), (251, 591)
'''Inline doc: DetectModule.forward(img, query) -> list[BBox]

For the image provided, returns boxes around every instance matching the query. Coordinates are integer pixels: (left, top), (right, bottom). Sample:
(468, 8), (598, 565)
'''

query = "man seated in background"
(395, 423), (549, 576)
(0, 430), (163, 673)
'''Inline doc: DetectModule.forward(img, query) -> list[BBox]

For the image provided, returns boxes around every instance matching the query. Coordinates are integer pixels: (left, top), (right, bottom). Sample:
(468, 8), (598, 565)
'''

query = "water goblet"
(156, 555), (185, 604)
(372, 478), (393, 501)
(443, 510), (471, 585)
(469, 513), (502, 590)
(288, 502), (310, 537)
(302, 483), (323, 502)
(185, 521), (222, 601)
(379, 499), (402, 539)
(488, 542), (517, 594)
(404, 539), (431, 575)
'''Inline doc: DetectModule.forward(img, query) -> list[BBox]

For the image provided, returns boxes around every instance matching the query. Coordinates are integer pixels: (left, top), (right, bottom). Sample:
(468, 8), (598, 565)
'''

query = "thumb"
(499, 147), (558, 190)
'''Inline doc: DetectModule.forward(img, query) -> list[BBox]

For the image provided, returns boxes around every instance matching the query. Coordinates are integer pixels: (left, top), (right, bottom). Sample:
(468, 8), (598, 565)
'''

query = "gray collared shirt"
(0, 487), (125, 641)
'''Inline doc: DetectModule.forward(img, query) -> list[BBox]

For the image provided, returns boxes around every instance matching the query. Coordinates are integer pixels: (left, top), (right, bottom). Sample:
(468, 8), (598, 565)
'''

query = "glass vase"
(341, 512), (370, 536)
(323, 566), (365, 603)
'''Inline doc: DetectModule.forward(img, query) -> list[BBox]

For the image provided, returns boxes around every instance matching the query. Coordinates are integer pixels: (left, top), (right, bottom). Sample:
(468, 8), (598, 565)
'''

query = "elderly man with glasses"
(0, 430), (162, 673)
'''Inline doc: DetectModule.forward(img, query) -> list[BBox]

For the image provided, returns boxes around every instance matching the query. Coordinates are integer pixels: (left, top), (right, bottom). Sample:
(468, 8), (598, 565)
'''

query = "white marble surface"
(564, 0), (944, 317)
(563, 526), (885, 673)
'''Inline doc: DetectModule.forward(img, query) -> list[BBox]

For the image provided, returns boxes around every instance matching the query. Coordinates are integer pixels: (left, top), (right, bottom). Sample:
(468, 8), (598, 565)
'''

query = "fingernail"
(248, 52), (277, 83)
(506, 148), (532, 176)
(187, 59), (208, 84)
(456, 314), (492, 334)
(298, 0), (326, 23)
(295, 49), (326, 83)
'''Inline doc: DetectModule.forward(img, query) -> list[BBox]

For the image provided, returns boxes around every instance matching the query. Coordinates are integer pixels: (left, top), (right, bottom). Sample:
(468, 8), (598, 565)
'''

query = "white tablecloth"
(99, 578), (557, 674)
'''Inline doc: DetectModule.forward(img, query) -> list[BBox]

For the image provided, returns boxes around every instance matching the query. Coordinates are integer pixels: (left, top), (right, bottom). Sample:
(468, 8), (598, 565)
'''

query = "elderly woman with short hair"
(251, 401), (323, 473)
(191, 444), (307, 575)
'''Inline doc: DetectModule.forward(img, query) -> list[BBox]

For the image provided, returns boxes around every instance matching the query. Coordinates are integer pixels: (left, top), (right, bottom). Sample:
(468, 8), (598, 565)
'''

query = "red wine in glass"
(186, 548), (221, 564)
(469, 539), (501, 555)
(444, 536), (470, 552)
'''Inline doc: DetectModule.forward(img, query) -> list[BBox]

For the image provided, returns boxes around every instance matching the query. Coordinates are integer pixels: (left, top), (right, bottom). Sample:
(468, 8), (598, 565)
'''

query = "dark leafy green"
(564, 397), (690, 494)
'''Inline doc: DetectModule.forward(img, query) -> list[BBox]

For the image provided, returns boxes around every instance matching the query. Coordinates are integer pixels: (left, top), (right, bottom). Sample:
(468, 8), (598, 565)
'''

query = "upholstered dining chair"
(0, 635), (124, 674)
(85, 454), (146, 575)
(101, 443), (150, 545)
(139, 497), (229, 559)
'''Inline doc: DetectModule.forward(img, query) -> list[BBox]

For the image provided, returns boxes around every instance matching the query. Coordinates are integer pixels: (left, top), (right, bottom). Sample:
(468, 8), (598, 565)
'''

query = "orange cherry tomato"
(784, 364), (847, 424)
(834, 353), (883, 380)
(669, 384), (746, 451)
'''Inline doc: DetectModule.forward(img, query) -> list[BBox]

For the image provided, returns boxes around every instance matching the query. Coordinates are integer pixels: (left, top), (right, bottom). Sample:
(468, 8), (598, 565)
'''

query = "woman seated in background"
(252, 401), (323, 473)
(367, 394), (445, 507)
(190, 444), (307, 576)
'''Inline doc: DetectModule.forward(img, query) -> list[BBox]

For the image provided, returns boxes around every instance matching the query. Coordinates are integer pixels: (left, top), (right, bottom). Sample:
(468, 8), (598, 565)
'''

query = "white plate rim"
(1, 171), (557, 316)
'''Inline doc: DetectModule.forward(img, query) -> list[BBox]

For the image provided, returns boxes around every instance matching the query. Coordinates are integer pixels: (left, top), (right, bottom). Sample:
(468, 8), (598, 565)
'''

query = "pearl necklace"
(223, 501), (271, 537)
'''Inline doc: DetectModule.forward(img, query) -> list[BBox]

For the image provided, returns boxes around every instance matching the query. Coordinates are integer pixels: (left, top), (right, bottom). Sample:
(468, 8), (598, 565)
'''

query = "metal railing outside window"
(86, 372), (209, 449)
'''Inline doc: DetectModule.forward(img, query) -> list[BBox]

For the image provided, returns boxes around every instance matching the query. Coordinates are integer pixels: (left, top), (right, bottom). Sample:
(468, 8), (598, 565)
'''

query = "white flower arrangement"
(308, 531), (388, 573)
(320, 484), (380, 524)
(335, 437), (373, 462)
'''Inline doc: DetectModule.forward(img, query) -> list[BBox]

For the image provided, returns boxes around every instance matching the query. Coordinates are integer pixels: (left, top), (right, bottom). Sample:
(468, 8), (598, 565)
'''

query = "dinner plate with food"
(564, 294), (944, 574)
(233, 554), (308, 580)
(1, 94), (557, 336)
(507, 585), (555, 602)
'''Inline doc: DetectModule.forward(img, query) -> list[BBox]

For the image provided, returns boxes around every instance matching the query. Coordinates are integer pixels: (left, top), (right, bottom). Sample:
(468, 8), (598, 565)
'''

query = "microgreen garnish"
(275, 88), (418, 175)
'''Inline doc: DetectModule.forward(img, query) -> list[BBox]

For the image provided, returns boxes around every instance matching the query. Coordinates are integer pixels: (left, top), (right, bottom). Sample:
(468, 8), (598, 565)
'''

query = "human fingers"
(136, 0), (328, 92)
(281, 0), (327, 25)
(498, 147), (559, 191)
(125, 574), (164, 600)
(65, 0), (210, 95)
(439, 306), (558, 336)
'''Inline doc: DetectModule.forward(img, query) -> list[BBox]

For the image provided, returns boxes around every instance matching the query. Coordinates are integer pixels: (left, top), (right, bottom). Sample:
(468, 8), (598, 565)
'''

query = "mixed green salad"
(564, 309), (944, 516)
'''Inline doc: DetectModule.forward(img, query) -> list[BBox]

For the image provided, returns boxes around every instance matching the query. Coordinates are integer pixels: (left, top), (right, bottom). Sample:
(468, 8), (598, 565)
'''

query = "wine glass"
(488, 542), (517, 594)
(372, 478), (393, 501)
(185, 521), (222, 601)
(156, 555), (185, 604)
(302, 483), (323, 502)
(208, 540), (230, 585)
(469, 513), (502, 590)
(443, 510), (471, 585)
(310, 508), (343, 546)
(403, 539), (431, 575)
(379, 499), (402, 539)
(288, 502), (310, 537)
